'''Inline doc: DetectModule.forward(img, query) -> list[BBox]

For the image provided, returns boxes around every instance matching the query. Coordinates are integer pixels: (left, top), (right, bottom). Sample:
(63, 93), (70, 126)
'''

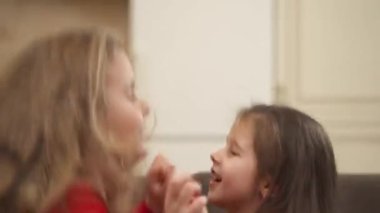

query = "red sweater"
(48, 183), (151, 213)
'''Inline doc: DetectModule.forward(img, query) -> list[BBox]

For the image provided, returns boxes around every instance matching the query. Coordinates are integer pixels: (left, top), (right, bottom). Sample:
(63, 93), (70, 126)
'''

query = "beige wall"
(0, 1), (127, 72)
(131, 0), (273, 173)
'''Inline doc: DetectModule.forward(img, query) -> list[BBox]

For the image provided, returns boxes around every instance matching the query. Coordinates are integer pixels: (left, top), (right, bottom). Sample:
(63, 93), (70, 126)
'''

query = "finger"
(178, 181), (202, 206)
(148, 154), (165, 175)
(150, 167), (175, 197)
(164, 162), (175, 175)
(163, 164), (175, 186)
(148, 161), (175, 200)
(149, 154), (173, 181)
(188, 196), (208, 213)
(151, 181), (163, 194)
(154, 154), (171, 167)
(166, 171), (193, 202)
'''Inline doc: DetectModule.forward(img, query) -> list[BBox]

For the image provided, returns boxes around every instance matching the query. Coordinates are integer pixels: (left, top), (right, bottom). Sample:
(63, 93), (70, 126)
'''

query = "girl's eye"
(125, 89), (137, 101)
(129, 92), (137, 101)
(228, 148), (239, 156)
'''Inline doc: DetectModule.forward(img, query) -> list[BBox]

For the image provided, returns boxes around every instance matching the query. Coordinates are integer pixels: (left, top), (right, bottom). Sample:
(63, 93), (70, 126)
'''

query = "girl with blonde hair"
(0, 29), (150, 213)
(0, 28), (209, 213)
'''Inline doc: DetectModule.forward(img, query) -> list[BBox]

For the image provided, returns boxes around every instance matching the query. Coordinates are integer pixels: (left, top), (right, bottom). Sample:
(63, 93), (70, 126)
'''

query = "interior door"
(275, 0), (380, 173)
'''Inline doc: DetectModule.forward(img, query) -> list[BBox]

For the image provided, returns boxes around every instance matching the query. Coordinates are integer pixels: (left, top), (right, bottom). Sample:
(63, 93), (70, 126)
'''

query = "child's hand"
(145, 154), (175, 213)
(164, 172), (208, 213)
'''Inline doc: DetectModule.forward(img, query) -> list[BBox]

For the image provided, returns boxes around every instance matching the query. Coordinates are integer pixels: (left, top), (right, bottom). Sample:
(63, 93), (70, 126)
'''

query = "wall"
(0, 1), (127, 72)
(130, 0), (273, 173)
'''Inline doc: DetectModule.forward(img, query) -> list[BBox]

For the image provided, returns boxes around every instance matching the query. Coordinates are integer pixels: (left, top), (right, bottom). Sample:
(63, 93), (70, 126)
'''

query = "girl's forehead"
(229, 119), (255, 144)
(233, 116), (255, 131)
(107, 51), (134, 84)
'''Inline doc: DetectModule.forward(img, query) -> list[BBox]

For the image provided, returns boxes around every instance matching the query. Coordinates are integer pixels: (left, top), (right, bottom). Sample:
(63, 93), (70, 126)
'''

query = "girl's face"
(208, 119), (260, 209)
(104, 50), (149, 161)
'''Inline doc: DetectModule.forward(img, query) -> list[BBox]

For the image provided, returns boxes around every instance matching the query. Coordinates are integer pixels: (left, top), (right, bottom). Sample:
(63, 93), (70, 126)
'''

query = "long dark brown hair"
(238, 104), (337, 213)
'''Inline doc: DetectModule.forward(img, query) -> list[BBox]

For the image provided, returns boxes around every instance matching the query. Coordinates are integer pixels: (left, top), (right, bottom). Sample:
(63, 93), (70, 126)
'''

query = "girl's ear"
(258, 175), (272, 200)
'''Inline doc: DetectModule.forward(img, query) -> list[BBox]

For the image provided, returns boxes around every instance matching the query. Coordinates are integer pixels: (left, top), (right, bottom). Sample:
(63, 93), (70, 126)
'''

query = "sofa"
(193, 172), (380, 213)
